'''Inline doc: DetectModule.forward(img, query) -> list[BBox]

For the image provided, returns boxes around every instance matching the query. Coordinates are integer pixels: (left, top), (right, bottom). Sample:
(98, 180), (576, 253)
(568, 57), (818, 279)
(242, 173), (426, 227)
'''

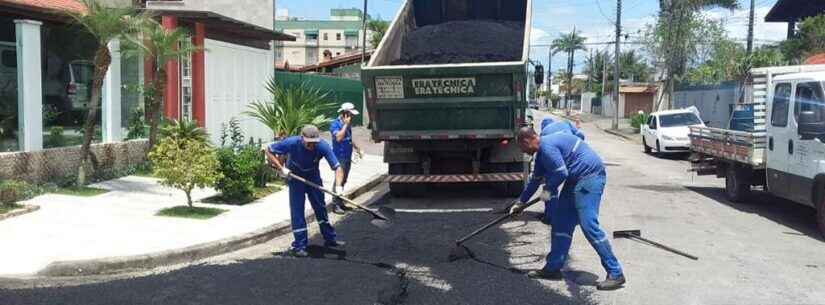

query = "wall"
(0, 140), (149, 184)
(146, 0), (273, 30)
(624, 93), (653, 116)
(673, 82), (742, 128)
(273, 71), (364, 127)
(204, 39), (274, 144)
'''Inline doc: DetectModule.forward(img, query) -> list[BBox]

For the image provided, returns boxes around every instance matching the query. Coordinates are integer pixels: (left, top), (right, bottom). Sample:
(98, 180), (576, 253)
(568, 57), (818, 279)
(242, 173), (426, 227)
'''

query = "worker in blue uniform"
(265, 125), (347, 258)
(510, 126), (626, 290)
(329, 102), (363, 215)
(527, 117), (585, 224)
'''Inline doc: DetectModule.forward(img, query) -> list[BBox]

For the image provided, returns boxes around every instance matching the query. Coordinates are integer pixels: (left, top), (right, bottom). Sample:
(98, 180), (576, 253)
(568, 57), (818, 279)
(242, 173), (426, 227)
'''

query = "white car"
(641, 109), (705, 154)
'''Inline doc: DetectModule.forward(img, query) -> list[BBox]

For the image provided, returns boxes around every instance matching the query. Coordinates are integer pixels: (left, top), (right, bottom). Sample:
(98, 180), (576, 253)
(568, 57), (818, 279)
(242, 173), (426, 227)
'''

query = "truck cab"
(765, 72), (825, 206)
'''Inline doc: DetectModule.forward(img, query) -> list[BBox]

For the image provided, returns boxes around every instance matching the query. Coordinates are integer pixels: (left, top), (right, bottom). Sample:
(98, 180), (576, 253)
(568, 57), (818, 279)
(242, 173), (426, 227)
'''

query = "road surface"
(2, 111), (824, 305)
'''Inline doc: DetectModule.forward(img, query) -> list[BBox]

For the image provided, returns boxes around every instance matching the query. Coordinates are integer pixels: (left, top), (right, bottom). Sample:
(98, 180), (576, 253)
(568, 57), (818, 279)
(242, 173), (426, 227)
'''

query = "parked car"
(642, 109), (705, 154)
(528, 99), (539, 110)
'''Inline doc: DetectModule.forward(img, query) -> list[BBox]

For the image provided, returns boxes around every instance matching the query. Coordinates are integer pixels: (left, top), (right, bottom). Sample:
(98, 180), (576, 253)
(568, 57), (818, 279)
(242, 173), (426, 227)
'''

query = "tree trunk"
(77, 46), (112, 186)
(566, 49), (574, 113)
(185, 188), (192, 208)
(148, 68), (167, 148)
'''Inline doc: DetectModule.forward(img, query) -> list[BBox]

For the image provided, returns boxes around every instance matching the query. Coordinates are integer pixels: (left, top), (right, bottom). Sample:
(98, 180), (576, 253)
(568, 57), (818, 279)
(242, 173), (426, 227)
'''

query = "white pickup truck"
(690, 65), (825, 237)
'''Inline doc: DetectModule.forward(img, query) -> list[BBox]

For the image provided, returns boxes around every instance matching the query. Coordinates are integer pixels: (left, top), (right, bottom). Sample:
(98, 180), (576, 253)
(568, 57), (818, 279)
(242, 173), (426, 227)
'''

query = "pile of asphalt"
(392, 20), (524, 65)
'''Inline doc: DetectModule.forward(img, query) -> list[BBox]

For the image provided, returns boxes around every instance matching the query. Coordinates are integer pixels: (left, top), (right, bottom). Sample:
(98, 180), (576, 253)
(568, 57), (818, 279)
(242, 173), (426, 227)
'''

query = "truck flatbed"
(689, 126), (766, 168)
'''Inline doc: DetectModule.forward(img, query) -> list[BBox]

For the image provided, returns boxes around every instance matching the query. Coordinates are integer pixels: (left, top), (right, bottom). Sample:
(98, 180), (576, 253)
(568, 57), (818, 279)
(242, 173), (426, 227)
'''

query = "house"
(765, 0), (825, 39)
(0, 0), (294, 154)
(602, 84), (659, 119)
(0, 0), (294, 183)
(274, 8), (372, 68)
(294, 50), (373, 80)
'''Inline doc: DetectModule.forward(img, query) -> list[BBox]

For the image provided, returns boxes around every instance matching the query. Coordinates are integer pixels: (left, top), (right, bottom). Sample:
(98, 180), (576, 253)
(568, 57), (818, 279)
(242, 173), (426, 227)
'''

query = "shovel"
(613, 230), (699, 261)
(287, 172), (397, 228)
(448, 197), (542, 262)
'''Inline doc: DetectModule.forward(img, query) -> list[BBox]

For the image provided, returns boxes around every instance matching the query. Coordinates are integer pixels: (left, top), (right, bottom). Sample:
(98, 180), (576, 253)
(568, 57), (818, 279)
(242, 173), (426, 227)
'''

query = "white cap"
(337, 102), (360, 115)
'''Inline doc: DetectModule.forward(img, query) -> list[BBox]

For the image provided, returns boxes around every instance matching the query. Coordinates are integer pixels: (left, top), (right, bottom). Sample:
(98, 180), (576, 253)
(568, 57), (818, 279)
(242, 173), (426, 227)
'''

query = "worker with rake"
(511, 126), (626, 290)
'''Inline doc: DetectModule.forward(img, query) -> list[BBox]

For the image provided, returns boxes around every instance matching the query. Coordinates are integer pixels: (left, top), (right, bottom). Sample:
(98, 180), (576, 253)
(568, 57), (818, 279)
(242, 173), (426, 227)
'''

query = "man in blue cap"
(329, 102), (364, 214)
(510, 126), (625, 290)
(265, 125), (347, 257)
(527, 117), (585, 224)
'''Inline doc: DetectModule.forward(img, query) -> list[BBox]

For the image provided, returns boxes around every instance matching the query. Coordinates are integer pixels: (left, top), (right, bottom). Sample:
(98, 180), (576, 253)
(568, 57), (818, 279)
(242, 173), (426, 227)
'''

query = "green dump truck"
(361, 0), (534, 196)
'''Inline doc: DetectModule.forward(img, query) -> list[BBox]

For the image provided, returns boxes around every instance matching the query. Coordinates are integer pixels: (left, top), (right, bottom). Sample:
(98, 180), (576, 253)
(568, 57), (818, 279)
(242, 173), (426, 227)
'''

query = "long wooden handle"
(456, 197), (542, 245)
(286, 172), (381, 217)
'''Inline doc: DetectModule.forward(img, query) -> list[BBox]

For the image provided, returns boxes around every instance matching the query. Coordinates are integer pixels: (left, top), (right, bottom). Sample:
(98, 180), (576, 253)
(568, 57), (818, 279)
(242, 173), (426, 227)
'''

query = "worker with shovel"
(329, 102), (364, 215)
(532, 117), (586, 224)
(266, 125), (347, 258)
(511, 126), (625, 290)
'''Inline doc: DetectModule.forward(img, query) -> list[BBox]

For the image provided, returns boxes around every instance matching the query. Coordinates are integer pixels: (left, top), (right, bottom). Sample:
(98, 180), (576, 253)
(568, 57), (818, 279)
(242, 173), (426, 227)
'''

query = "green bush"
(630, 112), (650, 130)
(0, 180), (33, 205)
(215, 146), (260, 200)
(45, 126), (67, 148)
(149, 125), (221, 207)
(215, 120), (266, 199)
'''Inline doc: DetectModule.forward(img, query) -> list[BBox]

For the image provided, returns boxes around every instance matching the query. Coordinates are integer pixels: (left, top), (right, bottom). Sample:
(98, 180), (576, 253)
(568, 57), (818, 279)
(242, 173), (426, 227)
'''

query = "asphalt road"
(2, 111), (825, 305)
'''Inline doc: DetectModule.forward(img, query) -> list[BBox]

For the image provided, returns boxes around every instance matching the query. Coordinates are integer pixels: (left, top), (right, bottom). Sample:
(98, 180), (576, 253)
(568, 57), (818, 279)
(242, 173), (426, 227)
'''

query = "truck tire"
(816, 185), (825, 240)
(725, 166), (751, 203)
(642, 138), (652, 153)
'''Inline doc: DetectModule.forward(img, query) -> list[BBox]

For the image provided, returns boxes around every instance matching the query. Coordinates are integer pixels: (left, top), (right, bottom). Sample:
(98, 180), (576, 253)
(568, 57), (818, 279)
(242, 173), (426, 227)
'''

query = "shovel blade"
(377, 206), (397, 219)
(447, 245), (472, 262)
(613, 230), (641, 238)
(369, 218), (393, 229)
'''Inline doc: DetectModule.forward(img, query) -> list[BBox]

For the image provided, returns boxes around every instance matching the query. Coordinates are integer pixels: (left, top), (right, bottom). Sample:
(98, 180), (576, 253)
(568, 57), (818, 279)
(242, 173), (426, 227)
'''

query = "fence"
(274, 72), (364, 126)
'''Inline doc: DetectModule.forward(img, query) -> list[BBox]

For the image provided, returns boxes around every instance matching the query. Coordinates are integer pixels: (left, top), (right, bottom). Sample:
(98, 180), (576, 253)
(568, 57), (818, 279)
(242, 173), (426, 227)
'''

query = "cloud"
(704, 6), (788, 44)
(530, 27), (550, 44)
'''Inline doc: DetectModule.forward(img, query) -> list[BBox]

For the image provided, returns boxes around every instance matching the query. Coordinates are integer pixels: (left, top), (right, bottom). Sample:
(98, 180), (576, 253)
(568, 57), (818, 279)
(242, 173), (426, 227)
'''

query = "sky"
(276, 0), (785, 73)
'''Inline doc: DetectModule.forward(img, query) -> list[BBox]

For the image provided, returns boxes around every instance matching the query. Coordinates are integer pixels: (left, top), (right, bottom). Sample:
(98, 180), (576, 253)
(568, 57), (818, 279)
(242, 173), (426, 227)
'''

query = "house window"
(336, 33), (341, 40)
(323, 33), (328, 41)
(41, 24), (100, 149)
(0, 43), (18, 152)
(179, 38), (193, 122)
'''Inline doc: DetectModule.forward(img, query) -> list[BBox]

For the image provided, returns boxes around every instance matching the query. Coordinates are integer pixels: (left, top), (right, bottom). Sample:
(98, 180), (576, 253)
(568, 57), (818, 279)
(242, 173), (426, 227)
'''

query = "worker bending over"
(266, 125), (347, 258)
(527, 117), (585, 224)
(511, 126), (625, 290)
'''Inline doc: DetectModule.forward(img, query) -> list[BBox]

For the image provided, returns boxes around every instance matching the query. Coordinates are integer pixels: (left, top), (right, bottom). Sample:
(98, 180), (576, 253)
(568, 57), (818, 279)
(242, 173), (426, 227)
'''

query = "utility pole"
(361, 0), (368, 65)
(602, 49), (608, 97)
(548, 47), (553, 109)
(746, 0), (755, 54)
(612, 0), (621, 130)
(587, 50), (594, 91)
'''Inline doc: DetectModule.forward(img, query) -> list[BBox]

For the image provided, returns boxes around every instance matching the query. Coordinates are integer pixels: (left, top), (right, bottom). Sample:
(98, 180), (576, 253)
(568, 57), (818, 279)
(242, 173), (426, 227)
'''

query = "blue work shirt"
(519, 133), (604, 203)
(268, 136), (340, 178)
(329, 118), (353, 161)
(540, 118), (585, 140)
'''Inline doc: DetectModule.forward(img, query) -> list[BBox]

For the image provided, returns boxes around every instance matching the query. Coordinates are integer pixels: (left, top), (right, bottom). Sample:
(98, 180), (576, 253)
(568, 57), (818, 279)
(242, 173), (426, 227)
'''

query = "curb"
(602, 128), (635, 141)
(0, 205), (40, 222)
(37, 173), (388, 277)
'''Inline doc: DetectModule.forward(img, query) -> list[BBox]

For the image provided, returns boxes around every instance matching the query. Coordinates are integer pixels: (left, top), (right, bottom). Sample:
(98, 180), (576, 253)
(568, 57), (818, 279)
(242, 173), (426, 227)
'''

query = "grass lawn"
(201, 184), (283, 206)
(156, 206), (227, 220)
(0, 203), (24, 215)
(132, 166), (155, 178)
(52, 186), (110, 197)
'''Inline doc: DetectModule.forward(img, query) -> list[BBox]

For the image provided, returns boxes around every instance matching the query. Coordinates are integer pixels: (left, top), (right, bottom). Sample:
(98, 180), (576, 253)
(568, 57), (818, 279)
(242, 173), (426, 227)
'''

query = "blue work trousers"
(543, 173), (623, 278)
(288, 174), (336, 250)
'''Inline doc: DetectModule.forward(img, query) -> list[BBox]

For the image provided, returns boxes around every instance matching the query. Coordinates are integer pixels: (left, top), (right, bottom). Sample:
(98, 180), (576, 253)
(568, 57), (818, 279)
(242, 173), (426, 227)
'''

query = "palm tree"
(619, 50), (651, 82)
(244, 79), (336, 140)
(123, 20), (199, 148)
(551, 30), (586, 112)
(65, 0), (146, 186)
(367, 19), (389, 49)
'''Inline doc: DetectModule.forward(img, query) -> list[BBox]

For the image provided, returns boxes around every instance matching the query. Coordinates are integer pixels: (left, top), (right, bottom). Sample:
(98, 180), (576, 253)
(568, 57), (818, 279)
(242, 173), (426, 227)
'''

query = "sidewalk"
(551, 110), (641, 144)
(0, 154), (386, 277)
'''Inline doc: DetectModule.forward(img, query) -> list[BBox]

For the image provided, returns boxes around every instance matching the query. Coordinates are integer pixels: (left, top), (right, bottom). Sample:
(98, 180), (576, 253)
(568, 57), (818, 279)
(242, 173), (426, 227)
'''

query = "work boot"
(286, 248), (308, 258)
(331, 204), (347, 215)
(596, 274), (626, 291)
(324, 240), (346, 249)
(527, 269), (563, 280)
